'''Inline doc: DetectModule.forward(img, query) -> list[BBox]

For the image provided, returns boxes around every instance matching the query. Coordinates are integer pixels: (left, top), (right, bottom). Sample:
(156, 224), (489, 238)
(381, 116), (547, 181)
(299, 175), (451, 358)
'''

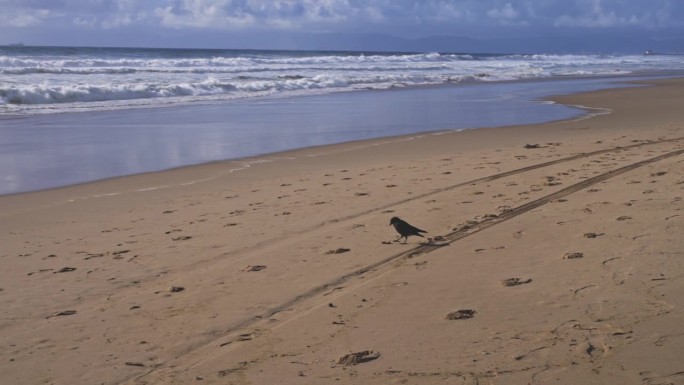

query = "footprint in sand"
(218, 332), (257, 348)
(496, 205), (512, 214)
(446, 309), (476, 320)
(337, 351), (381, 366)
(453, 220), (478, 231)
(46, 310), (77, 319)
(501, 278), (532, 287)
(27, 269), (53, 276)
(235, 333), (255, 341)
(325, 248), (351, 255)
(563, 252), (584, 260)
(124, 362), (146, 367)
(244, 265), (267, 272)
(112, 250), (130, 257)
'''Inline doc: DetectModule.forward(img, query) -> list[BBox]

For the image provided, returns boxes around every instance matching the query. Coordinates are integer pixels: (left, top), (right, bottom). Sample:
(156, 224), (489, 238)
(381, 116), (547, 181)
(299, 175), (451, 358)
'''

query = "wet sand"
(0, 77), (635, 195)
(1, 78), (683, 385)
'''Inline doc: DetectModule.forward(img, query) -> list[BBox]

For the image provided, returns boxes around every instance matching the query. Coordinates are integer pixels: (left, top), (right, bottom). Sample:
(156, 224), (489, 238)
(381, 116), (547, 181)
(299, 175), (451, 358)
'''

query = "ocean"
(1, 46), (684, 195)
(2, 46), (684, 115)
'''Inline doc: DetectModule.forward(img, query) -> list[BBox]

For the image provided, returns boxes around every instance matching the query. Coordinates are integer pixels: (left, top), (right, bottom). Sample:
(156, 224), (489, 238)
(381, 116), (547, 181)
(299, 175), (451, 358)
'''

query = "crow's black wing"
(396, 220), (427, 236)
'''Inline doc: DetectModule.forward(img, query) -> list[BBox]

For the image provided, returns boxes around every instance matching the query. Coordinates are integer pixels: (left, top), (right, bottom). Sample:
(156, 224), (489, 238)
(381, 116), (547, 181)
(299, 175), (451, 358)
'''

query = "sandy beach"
(1, 78), (683, 385)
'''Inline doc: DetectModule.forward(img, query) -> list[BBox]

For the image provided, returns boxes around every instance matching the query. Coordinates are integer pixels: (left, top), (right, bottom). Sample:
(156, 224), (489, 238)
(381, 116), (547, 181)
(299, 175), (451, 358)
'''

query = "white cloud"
(0, 8), (56, 27)
(151, 0), (475, 31)
(101, 13), (134, 29)
(486, 2), (529, 26)
(487, 3), (519, 20)
(2, 0), (684, 43)
(553, 0), (666, 29)
(73, 16), (97, 27)
(154, 1), (257, 29)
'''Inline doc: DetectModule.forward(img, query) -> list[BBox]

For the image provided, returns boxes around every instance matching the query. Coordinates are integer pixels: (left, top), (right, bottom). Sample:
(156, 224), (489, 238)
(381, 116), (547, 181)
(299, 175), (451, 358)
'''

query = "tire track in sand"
(123, 145), (684, 385)
(322, 137), (684, 228)
(187, 136), (684, 267)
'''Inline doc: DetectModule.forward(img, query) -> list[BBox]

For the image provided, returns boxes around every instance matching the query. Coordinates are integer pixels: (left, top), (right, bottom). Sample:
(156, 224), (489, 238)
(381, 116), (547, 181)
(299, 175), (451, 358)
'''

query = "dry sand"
(1, 78), (683, 385)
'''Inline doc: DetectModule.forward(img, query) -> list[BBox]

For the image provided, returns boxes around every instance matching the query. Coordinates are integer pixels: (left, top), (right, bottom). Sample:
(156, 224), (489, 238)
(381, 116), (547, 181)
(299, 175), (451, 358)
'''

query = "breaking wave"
(1, 47), (682, 114)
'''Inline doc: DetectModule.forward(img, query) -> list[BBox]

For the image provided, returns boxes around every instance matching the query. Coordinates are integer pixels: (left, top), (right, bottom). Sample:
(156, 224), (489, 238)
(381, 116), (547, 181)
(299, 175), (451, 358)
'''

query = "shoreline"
(1, 77), (683, 385)
(1, 75), (672, 198)
(0, 77), (671, 211)
(0, 71), (665, 120)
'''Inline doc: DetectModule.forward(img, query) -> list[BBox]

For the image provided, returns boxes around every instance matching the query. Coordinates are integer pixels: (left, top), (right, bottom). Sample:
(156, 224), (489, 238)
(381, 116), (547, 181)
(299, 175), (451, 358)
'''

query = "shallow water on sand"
(0, 76), (645, 195)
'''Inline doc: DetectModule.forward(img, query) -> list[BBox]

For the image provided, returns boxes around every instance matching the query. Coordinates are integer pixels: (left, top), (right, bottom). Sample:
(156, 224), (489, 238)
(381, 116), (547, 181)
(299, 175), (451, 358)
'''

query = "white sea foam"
(1, 47), (683, 115)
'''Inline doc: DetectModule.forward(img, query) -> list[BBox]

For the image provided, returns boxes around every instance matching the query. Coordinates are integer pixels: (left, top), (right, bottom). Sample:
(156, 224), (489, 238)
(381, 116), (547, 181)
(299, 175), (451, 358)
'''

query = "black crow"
(390, 216), (427, 243)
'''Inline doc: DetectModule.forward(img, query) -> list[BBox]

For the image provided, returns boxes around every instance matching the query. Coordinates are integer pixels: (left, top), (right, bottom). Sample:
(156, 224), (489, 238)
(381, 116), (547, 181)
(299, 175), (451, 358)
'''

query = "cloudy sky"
(1, 0), (683, 53)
